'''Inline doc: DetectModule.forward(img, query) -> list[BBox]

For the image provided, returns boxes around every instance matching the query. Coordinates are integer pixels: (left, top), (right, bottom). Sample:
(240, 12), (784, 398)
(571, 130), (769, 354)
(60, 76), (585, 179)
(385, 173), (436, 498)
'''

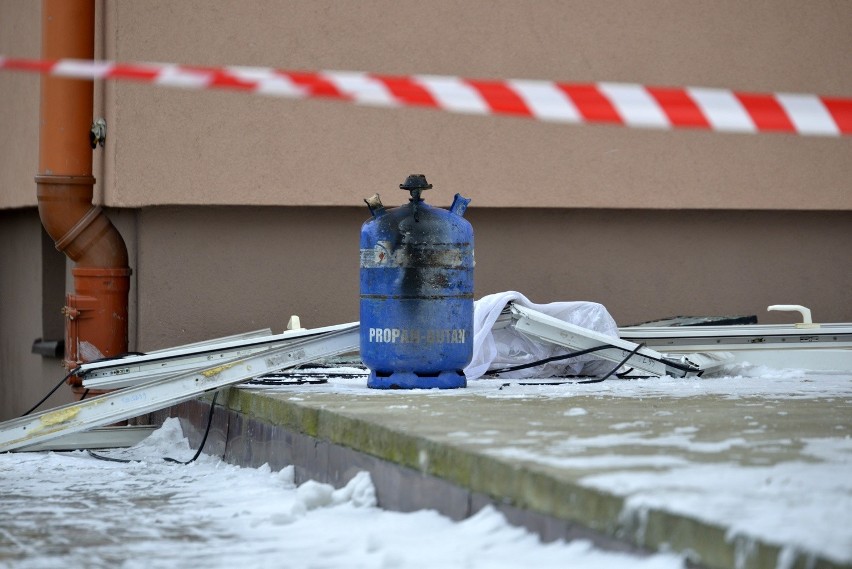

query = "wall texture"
(1, 1), (850, 419)
(133, 206), (852, 351)
(0, 211), (74, 419)
(3, 2), (851, 212)
(96, 1), (851, 210)
(0, 1), (41, 208)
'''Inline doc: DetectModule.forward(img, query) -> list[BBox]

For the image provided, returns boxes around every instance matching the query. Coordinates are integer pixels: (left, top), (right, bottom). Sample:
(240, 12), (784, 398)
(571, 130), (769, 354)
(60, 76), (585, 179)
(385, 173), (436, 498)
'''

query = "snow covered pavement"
(0, 419), (683, 569)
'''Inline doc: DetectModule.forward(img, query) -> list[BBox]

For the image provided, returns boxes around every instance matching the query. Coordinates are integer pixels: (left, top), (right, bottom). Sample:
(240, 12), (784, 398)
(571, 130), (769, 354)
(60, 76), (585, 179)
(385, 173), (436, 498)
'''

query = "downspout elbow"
(36, 176), (129, 269)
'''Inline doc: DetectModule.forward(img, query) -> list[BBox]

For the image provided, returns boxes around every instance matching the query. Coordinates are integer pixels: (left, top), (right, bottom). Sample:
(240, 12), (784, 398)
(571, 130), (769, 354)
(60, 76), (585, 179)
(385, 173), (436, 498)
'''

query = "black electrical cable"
(658, 357), (699, 377)
(88, 391), (220, 465)
(25, 347), (221, 466)
(20, 367), (80, 417)
(20, 351), (147, 417)
(498, 343), (647, 389)
(164, 391), (220, 465)
(485, 345), (610, 376)
(95, 351), (147, 360)
(575, 343), (645, 384)
(86, 449), (135, 463)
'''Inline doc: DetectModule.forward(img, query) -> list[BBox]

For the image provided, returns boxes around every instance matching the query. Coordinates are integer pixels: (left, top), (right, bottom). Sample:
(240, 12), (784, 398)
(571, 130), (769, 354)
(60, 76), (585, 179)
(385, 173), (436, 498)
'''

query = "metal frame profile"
(0, 324), (358, 453)
(619, 306), (852, 372)
(498, 303), (713, 377)
(80, 322), (353, 390)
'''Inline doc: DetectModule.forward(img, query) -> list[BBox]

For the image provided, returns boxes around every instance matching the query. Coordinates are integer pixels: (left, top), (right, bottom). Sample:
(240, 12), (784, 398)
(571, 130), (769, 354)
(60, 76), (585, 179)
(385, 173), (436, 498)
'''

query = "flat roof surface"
(231, 365), (852, 568)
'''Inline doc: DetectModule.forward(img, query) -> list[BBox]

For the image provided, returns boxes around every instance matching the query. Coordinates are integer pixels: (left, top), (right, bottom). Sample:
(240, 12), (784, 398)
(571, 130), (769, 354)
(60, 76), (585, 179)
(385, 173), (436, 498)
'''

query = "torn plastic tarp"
(465, 291), (619, 380)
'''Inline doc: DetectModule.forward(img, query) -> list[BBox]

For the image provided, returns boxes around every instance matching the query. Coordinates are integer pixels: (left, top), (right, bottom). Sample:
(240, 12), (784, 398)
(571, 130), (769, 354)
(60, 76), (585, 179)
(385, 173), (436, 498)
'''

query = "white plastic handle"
(767, 305), (814, 326)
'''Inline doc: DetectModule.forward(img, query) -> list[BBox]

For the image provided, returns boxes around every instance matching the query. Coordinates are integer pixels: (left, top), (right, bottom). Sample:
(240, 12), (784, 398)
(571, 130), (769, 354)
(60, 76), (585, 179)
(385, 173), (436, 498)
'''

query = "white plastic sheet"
(464, 291), (619, 380)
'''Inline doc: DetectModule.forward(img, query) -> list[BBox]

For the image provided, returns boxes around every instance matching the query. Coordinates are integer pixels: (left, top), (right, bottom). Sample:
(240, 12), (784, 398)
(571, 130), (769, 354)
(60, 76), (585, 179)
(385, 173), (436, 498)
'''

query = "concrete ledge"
(152, 387), (850, 569)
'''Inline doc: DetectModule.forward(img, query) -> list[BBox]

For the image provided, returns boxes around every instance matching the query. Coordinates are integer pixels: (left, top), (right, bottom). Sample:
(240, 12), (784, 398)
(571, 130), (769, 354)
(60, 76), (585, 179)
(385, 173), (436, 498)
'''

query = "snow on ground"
(0, 419), (684, 569)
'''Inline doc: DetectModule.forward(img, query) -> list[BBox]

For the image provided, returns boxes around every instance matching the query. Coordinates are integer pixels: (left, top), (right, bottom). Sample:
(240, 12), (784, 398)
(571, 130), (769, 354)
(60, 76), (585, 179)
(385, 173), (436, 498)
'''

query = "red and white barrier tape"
(2, 56), (850, 137)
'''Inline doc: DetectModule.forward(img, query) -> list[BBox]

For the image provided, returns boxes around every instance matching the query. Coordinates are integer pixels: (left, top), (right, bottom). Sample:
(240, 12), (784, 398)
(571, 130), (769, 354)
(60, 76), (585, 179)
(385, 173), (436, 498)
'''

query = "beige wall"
(0, 211), (75, 419)
(0, 2), (40, 208)
(2, 1), (851, 212)
(133, 206), (852, 352)
(98, 1), (851, 210)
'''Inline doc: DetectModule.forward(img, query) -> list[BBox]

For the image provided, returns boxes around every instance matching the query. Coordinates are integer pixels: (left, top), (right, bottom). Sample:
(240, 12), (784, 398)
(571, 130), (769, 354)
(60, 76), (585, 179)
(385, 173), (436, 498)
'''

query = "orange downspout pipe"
(36, 0), (130, 394)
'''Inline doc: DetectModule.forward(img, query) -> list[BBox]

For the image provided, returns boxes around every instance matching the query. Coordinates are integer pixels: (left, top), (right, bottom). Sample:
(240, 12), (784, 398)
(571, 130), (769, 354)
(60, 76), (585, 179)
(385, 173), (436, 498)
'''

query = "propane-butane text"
(368, 328), (467, 344)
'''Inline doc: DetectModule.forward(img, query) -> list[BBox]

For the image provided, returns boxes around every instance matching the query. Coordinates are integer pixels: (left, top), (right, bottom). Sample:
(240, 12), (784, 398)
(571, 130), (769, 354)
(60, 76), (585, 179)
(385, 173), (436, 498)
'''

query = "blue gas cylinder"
(360, 174), (474, 389)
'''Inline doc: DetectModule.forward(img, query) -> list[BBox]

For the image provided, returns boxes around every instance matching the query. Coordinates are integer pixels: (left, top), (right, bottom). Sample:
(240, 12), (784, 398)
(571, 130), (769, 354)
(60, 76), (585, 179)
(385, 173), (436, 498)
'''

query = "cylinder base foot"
(367, 369), (467, 390)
